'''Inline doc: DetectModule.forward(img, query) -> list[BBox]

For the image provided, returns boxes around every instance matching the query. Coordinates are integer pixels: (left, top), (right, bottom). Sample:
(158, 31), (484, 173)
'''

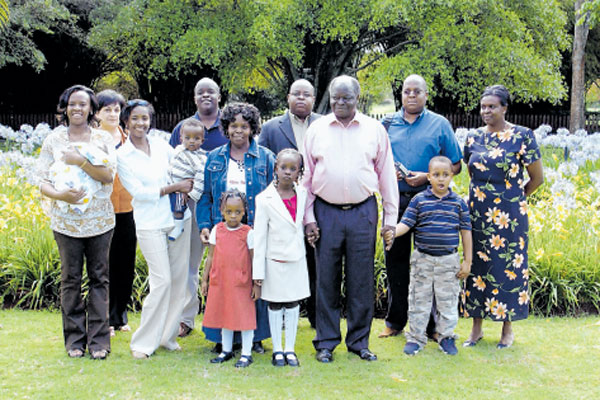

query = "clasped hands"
(304, 223), (397, 249)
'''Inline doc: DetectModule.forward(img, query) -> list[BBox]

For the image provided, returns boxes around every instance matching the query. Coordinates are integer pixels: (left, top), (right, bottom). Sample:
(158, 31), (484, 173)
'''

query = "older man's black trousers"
(312, 196), (377, 352)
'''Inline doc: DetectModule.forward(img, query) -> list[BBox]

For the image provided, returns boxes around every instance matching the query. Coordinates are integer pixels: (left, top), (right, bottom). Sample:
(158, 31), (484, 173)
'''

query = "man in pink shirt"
(303, 75), (399, 363)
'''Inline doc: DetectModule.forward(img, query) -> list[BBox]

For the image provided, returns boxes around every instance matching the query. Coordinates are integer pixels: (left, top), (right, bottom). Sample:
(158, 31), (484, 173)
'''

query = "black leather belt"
(317, 195), (373, 210)
(417, 248), (458, 256)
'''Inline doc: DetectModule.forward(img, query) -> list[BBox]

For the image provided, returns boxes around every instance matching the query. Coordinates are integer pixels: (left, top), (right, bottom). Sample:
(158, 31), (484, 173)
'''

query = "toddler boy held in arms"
(168, 118), (208, 240)
(384, 155), (472, 356)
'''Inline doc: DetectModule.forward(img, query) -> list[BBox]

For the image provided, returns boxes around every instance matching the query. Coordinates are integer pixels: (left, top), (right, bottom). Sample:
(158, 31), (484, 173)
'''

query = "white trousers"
(130, 219), (191, 355)
(180, 199), (205, 329)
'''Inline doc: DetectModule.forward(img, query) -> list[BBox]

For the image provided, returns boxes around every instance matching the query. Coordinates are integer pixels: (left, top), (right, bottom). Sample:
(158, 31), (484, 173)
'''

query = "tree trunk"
(570, 0), (591, 132)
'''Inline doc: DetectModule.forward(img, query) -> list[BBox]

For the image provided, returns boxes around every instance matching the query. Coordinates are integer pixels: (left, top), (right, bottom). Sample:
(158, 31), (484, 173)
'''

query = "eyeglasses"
(127, 99), (150, 107)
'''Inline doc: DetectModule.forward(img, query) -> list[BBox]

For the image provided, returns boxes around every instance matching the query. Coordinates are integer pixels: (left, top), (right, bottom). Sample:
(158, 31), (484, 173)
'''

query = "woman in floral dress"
(462, 85), (544, 348)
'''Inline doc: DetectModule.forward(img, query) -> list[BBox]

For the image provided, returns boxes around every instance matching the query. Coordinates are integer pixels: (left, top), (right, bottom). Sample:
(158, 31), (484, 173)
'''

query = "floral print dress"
(462, 125), (541, 321)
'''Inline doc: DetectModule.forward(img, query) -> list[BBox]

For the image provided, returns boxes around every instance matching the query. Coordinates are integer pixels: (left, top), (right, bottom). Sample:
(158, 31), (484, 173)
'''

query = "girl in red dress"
(201, 189), (261, 368)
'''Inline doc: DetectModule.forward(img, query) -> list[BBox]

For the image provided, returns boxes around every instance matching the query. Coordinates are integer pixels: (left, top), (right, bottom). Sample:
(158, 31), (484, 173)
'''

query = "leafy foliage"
(90, 0), (570, 113)
(0, 0), (78, 72)
(0, 0), (8, 28)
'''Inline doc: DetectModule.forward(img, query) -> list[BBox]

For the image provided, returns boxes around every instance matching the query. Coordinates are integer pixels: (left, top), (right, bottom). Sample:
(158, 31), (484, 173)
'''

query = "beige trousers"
(130, 219), (191, 355)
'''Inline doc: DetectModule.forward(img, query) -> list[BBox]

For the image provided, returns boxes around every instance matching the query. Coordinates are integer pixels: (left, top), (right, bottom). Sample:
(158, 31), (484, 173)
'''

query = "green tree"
(0, 0), (77, 72)
(571, 0), (592, 131)
(91, 0), (570, 113)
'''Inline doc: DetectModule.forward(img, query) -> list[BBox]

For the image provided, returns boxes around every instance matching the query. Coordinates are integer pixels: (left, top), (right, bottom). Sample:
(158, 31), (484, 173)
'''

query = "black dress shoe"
(235, 355), (253, 368)
(284, 351), (300, 367)
(210, 351), (234, 363)
(272, 351), (286, 367)
(252, 341), (265, 354)
(349, 348), (377, 361)
(315, 348), (333, 363)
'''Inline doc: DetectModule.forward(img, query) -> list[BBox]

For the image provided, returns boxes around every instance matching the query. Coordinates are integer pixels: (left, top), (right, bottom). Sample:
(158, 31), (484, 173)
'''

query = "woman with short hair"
(462, 85), (544, 348)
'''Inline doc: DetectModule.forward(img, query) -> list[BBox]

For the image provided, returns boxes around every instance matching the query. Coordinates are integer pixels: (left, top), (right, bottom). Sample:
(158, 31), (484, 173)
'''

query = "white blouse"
(117, 135), (190, 231)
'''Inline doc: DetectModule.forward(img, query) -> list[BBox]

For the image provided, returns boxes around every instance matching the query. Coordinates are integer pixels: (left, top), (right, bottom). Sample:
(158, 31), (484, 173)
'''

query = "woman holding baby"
(37, 85), (116, 360)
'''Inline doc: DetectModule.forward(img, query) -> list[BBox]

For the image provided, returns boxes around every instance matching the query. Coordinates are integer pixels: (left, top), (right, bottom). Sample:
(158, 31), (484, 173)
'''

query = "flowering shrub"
(454, 126), (600, 315)
(1, 123), (599, 314)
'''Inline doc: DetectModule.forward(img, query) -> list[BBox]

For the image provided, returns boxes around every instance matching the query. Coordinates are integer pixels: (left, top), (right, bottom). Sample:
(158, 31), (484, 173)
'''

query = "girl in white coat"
(253, 149), (310, 367)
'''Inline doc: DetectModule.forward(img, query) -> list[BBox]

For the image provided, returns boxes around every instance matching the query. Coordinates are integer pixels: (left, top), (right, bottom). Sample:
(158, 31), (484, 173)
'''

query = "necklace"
(231, 155), (245, 171)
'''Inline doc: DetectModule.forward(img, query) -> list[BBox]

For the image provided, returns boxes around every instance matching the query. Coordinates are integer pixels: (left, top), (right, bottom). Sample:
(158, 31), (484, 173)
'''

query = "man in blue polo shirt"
(379, 74), (462, 340)
(170, 77), (228, 338)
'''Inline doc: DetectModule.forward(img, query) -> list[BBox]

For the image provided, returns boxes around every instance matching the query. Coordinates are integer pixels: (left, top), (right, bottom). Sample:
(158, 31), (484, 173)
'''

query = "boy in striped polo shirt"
(384, 155), (472, 355)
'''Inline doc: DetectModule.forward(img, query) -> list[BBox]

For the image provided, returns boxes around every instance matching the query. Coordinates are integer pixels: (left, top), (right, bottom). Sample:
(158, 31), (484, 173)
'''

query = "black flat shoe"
(210, 351), (234, 364)
(252, 341), (265, 354)
(235, 355), (253, 368)
(284, 351), (300, 367)
(316, 348), (333, 363)
(272, 351), (286, 367)
(349, 348), (377, 361)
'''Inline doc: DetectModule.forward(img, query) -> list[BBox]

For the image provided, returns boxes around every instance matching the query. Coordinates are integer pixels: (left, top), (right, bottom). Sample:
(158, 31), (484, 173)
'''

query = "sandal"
(463, 332), (484, 347)
(91, 349), (108, 360)
(497, 332), (514, 349)
(178, 322), (192, 338)
(132, 350), (149, 359)
(109, 326), (116, 337)
(284, 351), (300, 367)
(67, 349), (84, 358)
(119, 324), (131, 332)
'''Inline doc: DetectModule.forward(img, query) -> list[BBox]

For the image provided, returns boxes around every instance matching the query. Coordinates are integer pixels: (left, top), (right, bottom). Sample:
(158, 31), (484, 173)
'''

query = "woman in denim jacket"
(197, 102), (275, 353)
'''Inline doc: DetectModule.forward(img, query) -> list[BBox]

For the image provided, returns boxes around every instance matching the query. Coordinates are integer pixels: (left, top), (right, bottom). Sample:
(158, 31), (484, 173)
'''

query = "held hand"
(381, 225), (396, 251)
(251, 283), (261, 301)
(177, 179), (194, 194)
(404, 171), (428, 188)
(200, 280), (208, 297)
(200, 228), (210, 245)
(382, 229), (395, 251)
(305, 222), (320, 248)
(456, 260), (471, 280)
(62, 147), (85, 166)
(59, 188), (86, 204)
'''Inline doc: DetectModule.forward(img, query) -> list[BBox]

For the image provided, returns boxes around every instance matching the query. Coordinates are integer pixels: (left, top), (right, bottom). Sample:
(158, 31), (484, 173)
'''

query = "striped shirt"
(169, 145), (207, 202)
(401, 187), (471, 256)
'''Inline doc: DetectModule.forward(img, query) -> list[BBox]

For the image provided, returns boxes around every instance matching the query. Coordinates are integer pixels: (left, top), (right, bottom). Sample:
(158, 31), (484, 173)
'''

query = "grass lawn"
(0, 310), (598, 399)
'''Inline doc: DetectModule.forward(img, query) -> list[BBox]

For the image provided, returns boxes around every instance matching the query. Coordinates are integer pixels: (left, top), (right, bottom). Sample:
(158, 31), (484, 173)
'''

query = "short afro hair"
(221, 102), (261, 139)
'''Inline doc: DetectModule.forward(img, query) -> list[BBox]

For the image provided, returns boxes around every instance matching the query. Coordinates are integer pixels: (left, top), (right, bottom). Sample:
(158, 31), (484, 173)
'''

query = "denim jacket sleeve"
(196, 148), (226, 231)
(245, 145), (275, 226)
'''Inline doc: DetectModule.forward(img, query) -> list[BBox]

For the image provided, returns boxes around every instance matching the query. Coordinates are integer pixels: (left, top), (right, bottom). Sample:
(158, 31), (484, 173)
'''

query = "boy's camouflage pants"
(405, 249), (460, 347)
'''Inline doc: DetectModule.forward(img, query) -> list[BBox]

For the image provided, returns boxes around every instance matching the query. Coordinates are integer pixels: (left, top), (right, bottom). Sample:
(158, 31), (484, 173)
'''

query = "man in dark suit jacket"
(258, 78), (320, 328)
(259, 79), (320, 156)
